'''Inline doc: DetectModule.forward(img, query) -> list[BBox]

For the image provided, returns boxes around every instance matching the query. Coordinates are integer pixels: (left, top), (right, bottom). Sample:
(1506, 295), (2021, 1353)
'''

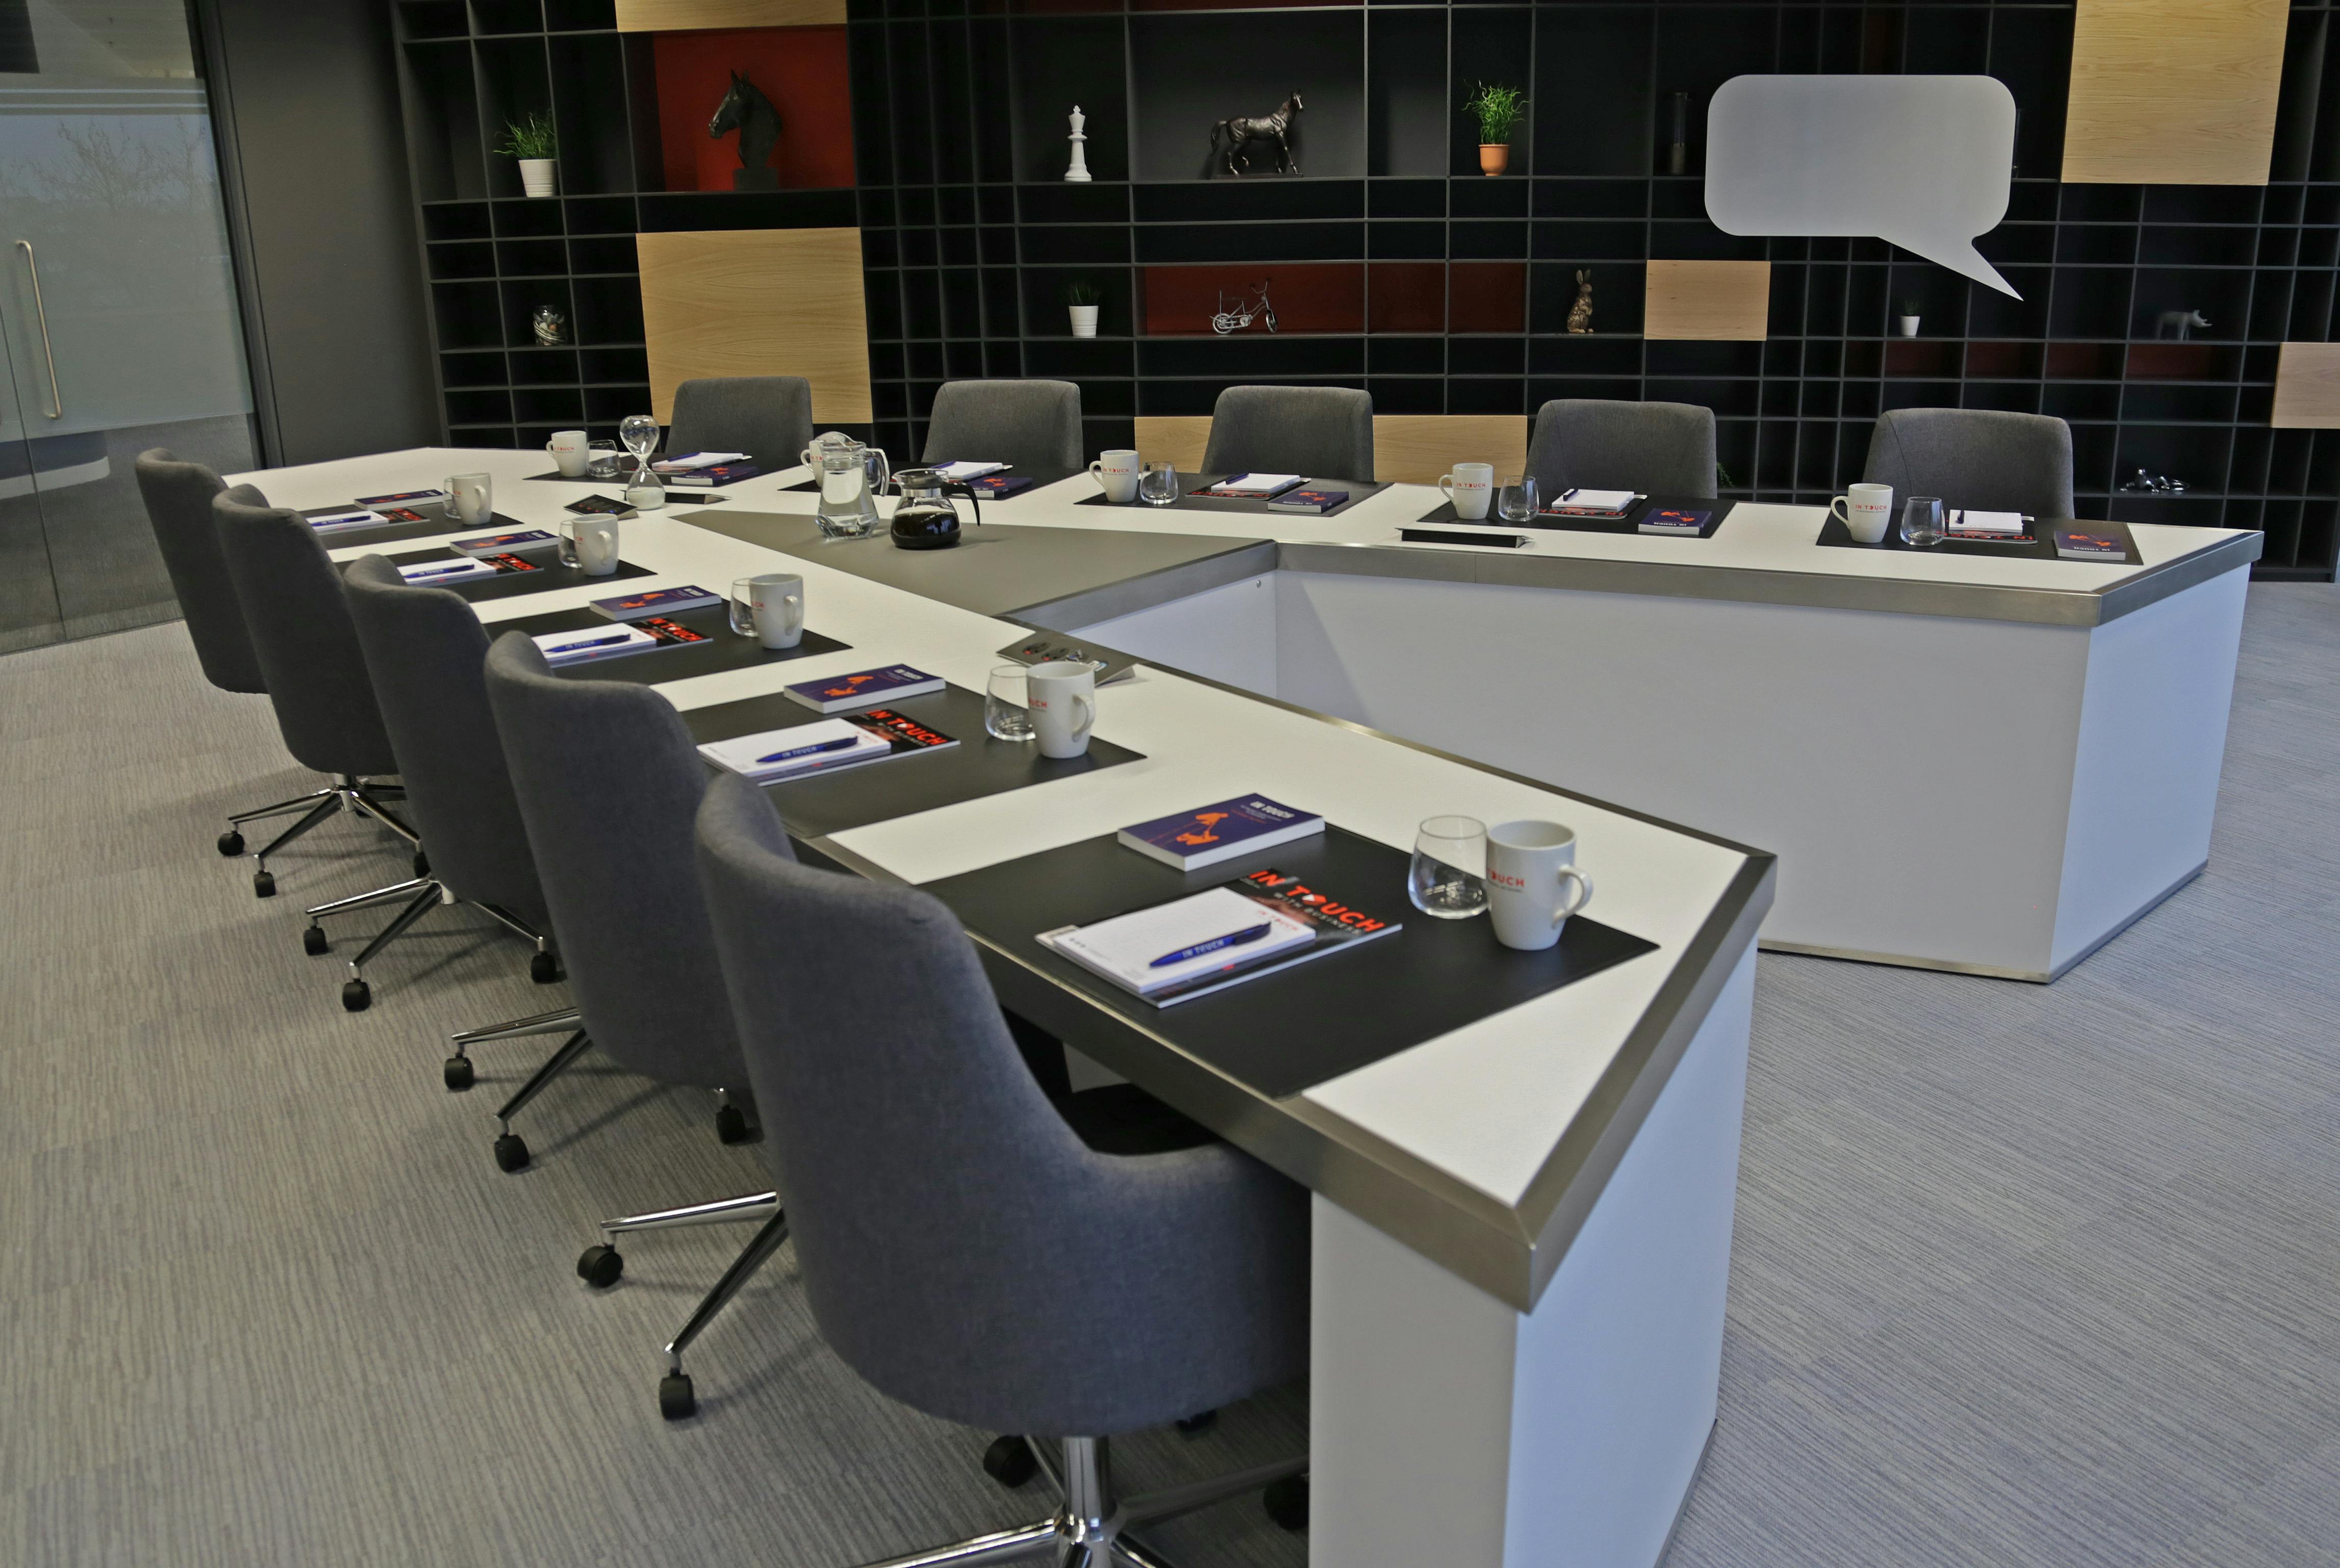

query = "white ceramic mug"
(572, 516), (620, 576)
(1484, 819), (1595, 951)
(1440, 462), (1495, 521)
(546, 430), (590, 478)
(1832, 482), (1894, 545)
(746, 573), (804, 650)
(1027, 659), (1096, 759)
(1089, 449), (1140, 504)
(446, 471), (493, 526)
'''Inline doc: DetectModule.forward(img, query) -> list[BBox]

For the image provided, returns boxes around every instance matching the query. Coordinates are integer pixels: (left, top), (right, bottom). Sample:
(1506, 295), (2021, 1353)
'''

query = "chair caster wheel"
(1263, 1475), (1308, 1532)
(529, 951), (562, 984)
(493, 1132), (529, 1173)
(341, 978), (371, 1012)
(302, 924), (330, 956)
(714, 1104), (752, 1145)
(443, 1055), (474, 1092)
(577, 1244), (623, 1288)
(253, 870), (276, 899)
(659, 1371), (696, 1421)
(412, 849), (430, 878)
(982, 1435), (1038, 1489)
(1175, 1409), (1217, 1437)
(216, 830), (243, 857)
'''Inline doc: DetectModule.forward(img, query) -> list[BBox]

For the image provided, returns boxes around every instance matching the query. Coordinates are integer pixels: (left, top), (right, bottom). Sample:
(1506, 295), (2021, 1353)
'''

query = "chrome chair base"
(444, 1005), (585, 1091)
(238, 775), (413, 897)
(858, 1438), (1306, 1568)
(303, 886), (557, 1016)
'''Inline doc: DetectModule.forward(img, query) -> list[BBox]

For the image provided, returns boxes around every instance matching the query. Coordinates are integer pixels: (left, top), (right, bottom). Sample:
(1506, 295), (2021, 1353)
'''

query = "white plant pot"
(519, 158), (557, 199)
(1896, 315), (1920, 338)
(1068, 304), (1099, 338)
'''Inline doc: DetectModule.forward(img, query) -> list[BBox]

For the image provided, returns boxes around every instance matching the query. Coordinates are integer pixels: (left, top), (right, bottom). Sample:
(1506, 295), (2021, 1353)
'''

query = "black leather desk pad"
(1076, 474), (1384, 518)
(499, 604), (848, 682)
(382, 547), (654, 602)
(680, 683), (1142, 837)
(1415, 495), (1734, 538)
(1815, 513), (2140, 564)
(923, 825), (1659, 1100)
(304, 503), (509, 551)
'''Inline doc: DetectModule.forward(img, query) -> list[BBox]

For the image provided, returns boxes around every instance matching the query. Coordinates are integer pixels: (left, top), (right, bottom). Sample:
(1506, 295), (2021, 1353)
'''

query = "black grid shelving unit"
(844, 0), (2340, 578)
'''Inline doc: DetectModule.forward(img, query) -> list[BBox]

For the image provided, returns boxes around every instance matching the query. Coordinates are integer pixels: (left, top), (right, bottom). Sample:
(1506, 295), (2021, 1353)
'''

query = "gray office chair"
(694, 772), (1311, 1554)
(920, 379), (1084, 472)
(1201, 384), (1374, 480)
(666, 376), (815, 475)
(1526, 399), (1718, 499)
(1861, 408), (2077, 519)
(211, 487), (419, 917)
(343, 556), (584, 1082)
(136, 450), (349, 858)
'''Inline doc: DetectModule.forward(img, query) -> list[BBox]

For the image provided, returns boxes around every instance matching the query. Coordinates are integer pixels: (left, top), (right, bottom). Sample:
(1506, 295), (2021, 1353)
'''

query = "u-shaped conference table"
(240, 443), (2251, 1568)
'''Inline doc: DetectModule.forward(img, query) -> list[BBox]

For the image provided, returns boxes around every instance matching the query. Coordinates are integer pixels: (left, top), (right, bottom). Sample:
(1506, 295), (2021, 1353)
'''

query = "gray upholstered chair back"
(1861, 408), (2077, 519)
(482, 632), (743, 1089)
(135, 449), (265, 695)
(1526, 399), (1718, 499)
(211, 486), (400, 778)
(920, 379), (1083, 472)
(693, 773), (1309, 1437)
(667, 376), (815, 474)
(1201, 385), (1374, 480)
(343, 556), (548, 925)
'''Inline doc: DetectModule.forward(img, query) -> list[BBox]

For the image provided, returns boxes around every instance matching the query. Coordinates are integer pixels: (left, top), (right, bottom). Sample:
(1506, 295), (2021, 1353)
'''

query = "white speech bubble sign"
(1704, 74), (2020, 299)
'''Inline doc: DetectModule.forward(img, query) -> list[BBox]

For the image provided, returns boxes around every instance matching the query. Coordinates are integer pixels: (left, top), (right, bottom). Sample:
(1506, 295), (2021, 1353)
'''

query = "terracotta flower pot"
(1479, 143), (1509, 177)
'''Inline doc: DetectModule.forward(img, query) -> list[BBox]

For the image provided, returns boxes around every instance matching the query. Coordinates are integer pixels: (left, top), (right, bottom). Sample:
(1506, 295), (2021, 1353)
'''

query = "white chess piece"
(1065, 104), (1092, 184)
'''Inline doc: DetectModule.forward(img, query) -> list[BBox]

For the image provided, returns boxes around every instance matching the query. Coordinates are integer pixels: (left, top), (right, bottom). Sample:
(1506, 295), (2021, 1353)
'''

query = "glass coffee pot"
(888, 467), (981, 551)
(800, 431), (888, 538)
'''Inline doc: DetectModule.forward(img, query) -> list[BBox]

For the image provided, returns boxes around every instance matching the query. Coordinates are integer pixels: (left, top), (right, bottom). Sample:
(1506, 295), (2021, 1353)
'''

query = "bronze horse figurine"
(1210, 92), (1304, 176)
(710, 71), (781, 190)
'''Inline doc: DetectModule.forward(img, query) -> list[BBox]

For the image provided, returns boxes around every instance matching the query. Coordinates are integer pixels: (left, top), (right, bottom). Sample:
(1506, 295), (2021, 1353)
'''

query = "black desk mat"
(381, 547), (653, 602)
(305, 503), (509, 551)
(681, 683), (1143, 838)
(1815, 513), (2141, 564)
(923, 824), (1659, 1100)
(499, 603), (849, 683)
(1415, 495), (1734, 538)
(1076, 474), (1384, 518)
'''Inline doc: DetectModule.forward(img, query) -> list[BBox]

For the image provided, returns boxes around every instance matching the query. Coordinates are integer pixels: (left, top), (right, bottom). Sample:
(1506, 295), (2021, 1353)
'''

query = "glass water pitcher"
(801, 431), (888, 538)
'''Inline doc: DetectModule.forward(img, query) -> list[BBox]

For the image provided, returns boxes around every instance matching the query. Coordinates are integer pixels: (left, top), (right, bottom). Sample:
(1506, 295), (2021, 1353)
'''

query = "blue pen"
(756, 736), (858, 766)
(546, 631), (632, 655)
(1149, 922), (1273, 969)
(405, 561), (485, 580)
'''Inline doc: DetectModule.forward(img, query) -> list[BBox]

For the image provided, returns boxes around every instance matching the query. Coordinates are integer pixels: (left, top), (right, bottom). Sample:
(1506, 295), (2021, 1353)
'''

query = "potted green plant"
(1466, 83), (1527, 177)
(1896, 296), (1921, 337)
(499, 110), (558, 199)
(1064, 279), (1101, 338)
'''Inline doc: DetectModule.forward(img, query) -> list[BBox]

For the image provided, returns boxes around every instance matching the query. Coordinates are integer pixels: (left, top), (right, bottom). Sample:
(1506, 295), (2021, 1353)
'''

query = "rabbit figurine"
(1566, 270), (1594, 334)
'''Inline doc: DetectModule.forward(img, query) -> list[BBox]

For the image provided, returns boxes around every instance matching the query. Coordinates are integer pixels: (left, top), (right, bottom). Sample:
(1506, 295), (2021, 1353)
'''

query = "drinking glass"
(1408, 815), (1490, 919)
(1900, 494), (1945, 548)
(585, 439), (623, 479)
(728, 577), (762, 638)
(1496, 475), (1538, 523)
(1138, 462), (1179, 506)
(984, 665), (1035, 742)
(555, 519), (581, 569)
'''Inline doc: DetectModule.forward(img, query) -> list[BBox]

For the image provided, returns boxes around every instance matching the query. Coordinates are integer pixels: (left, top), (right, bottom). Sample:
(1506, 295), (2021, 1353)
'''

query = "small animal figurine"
(1210, 93), (1305, 177)
(2156, 308), (2210, 340)
(710, 71), (782, 191)
(1566, 270), (1594, 334)
(531, 305), (567, 346)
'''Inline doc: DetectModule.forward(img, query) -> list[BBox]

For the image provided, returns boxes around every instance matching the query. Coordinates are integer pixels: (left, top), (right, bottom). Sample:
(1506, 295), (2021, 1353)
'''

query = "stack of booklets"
(531, 617), (709, 666)
(1203, 473), (1305, 499)
(784, 665), (945, 713)
(1638, 506), (1711, 535)
(2052, 526), (2125, 561)
(356, 488), (447, 508)
(1118, 794), (1324, 869)
(1541, 488), (1641, 519)
(699, 709), (958, 782)
(452, 528), (560, 558)
(1269, 488), (1348, 513)
(1042, 866), (1402, 1007)
(652, 451), (759, 486)
(963, 473), (1037, 499)
(1946, 510), (2034, 543)
(589, 585), (722, 621)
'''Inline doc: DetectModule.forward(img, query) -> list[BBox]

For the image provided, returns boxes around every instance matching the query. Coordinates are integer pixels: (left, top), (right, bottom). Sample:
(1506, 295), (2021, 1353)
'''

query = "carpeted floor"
(5, 584), (2336, 1567)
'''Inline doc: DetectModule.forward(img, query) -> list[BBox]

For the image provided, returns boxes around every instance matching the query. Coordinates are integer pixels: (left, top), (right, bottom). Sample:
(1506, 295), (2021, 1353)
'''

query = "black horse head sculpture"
(710, 71), (782, 191)
(1209, 91), (1305, 177)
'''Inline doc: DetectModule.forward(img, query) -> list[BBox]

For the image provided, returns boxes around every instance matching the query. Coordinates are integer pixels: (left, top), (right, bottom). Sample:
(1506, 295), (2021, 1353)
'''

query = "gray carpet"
(5, 584), (2336, 1566)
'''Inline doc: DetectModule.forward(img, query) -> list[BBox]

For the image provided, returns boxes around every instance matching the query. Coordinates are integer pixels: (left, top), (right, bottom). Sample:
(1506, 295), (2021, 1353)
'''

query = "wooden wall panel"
(1372, 415), (1529, 483)
(1644, 260), (1771, 341)
(1131, 416), (1212, 472)
(2062, 0), (2288, 184)
(637, 227), (870, 425)
(615, 0), (845, 30)
(2271, 342), (2340, 429)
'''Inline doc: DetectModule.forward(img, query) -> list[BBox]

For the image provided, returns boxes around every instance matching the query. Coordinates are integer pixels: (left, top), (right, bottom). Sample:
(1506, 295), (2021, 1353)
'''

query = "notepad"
(698, 718), (892, 781)
(1549, 487), (1638, 511)
(531, 626), (657, 665)
(1046, 886), (1318, 998)
(1207, 473), (1305, 498)
(396, 557), (498, 584)
(932, 460), (1009, 480)
(309, 509), (388, 533)
(1950, 510), (2027, 535)
(652, 451), (751, 470)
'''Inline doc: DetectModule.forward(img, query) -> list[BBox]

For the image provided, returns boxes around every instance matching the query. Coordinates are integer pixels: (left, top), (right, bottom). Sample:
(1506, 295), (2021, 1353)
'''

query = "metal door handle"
(15, 240), (60, 419)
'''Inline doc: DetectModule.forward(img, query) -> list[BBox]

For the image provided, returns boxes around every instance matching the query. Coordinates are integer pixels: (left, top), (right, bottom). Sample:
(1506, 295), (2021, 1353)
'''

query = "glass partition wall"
(0, 0), (255, 653)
